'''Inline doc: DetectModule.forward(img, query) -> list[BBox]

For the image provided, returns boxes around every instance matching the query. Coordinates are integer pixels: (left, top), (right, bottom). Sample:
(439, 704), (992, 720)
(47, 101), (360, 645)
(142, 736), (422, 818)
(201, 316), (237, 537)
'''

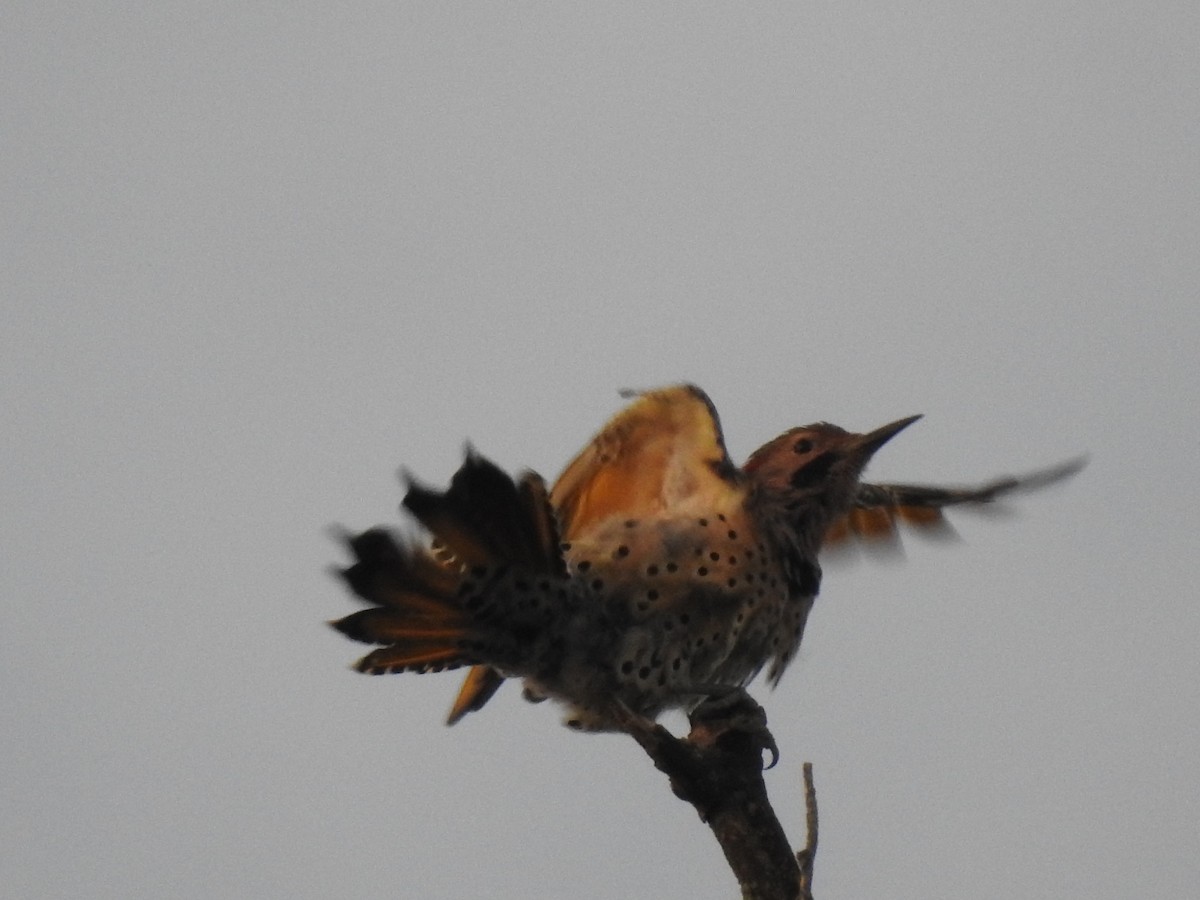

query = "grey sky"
(3, 3), (1197, 898)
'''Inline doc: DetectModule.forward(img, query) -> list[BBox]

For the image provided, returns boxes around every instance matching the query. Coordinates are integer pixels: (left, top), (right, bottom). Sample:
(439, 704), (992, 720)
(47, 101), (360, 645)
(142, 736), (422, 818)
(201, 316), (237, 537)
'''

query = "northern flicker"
(332, 385), (1082, 730)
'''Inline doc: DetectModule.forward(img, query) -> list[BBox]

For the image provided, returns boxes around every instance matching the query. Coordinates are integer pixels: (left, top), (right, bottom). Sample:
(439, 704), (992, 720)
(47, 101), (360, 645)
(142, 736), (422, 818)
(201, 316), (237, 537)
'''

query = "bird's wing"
(823, 456), (1087, 549)
(449, 384), (740, 725)
(550, 384), (742, 540)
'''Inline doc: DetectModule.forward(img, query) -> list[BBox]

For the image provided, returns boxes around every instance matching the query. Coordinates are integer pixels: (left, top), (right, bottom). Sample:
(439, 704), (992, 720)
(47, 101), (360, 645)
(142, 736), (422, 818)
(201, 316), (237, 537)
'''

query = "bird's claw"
(689, 686), (779, 769)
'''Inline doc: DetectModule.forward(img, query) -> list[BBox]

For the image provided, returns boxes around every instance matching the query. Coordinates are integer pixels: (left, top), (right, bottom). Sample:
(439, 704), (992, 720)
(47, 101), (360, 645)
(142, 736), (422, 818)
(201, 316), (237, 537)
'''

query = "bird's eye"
(793, 438), (814, 454)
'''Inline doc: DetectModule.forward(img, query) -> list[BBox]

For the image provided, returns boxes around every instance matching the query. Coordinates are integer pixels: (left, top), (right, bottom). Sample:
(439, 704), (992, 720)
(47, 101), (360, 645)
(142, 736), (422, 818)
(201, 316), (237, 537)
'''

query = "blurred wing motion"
(450, 384), (741, 724)
(823, 456), (1087, 549)
(550, 384), (741, 536)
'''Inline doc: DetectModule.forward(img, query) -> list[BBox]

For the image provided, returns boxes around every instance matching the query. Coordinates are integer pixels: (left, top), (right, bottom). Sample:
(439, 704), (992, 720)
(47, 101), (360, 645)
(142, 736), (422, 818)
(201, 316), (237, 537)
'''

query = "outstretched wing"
(550, 384), (742, 540)
(824, 456), (1087, 548)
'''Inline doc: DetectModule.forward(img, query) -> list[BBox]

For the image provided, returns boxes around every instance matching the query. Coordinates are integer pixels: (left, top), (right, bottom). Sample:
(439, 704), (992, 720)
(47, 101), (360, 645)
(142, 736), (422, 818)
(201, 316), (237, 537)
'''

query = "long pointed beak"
(854, 414), (923, 458)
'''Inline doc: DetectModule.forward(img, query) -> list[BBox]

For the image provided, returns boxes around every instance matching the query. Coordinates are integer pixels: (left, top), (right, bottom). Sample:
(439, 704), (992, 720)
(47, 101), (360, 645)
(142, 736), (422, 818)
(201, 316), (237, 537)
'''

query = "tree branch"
(622, 698), (817, 900)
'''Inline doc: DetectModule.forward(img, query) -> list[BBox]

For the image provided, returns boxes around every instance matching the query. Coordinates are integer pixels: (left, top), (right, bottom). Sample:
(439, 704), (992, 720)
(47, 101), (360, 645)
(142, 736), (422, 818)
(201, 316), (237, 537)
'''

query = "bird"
(331, 384), (1083, 731)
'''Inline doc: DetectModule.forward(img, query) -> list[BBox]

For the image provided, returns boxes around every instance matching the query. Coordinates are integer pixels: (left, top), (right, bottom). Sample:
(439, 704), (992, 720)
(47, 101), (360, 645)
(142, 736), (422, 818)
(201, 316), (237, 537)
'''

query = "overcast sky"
(4, 3), (1198, 898)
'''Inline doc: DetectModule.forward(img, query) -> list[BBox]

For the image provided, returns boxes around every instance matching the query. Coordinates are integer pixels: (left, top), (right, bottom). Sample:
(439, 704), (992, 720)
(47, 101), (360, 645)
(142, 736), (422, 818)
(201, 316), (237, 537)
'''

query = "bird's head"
(744, 414), (922, 534)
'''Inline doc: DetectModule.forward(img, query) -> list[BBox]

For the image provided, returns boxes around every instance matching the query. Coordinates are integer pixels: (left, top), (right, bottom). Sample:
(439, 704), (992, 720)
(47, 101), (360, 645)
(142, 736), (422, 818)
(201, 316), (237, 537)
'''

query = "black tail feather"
(339, 528), (460, 607)
(403, 450), (562, 574)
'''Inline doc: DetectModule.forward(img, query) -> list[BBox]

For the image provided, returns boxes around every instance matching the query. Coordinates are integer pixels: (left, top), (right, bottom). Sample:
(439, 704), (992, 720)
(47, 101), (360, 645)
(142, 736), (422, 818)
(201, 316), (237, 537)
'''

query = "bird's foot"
(689, 686), (779, 769)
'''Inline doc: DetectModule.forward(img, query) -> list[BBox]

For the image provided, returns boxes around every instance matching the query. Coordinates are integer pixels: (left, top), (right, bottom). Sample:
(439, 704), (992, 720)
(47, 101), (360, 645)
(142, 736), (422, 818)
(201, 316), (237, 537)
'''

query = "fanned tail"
(330, 452), (564, 685)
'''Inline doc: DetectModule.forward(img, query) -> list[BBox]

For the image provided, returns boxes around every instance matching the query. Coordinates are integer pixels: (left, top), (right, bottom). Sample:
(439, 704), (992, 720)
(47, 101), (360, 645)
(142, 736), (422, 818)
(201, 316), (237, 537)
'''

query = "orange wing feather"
(550, 384), (741, 538)
(823, 456), (1086, 549)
